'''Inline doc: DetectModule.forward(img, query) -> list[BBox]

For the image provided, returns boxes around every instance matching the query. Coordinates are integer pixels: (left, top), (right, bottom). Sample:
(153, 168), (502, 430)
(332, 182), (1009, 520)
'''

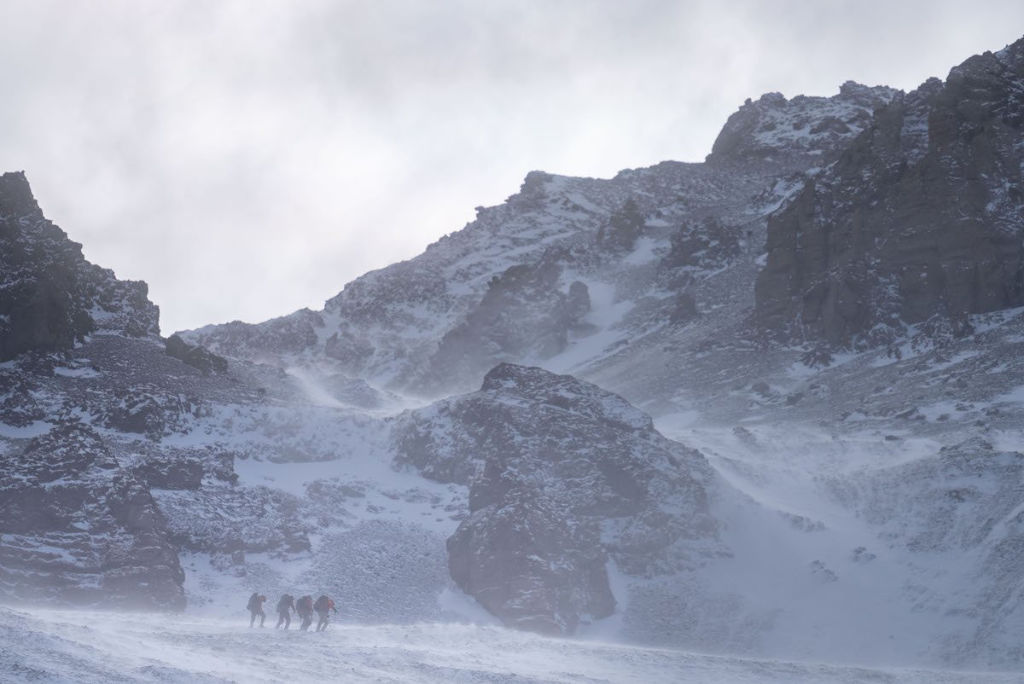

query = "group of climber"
(246, 592), (337, 632)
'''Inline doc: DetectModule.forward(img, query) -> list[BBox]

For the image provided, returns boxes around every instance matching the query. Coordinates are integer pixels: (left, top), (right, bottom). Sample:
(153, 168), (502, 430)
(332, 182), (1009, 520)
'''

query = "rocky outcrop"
(182, 308), (324, 361)
(393, 363), (719, 634)
(0, 172), (159, 361)
(0, 422), (185, 609)
(708, 81), (899, 168)
(755, 39), (1024, 347)
(426, 250), (592, 392)
(165, 334), (228, 375)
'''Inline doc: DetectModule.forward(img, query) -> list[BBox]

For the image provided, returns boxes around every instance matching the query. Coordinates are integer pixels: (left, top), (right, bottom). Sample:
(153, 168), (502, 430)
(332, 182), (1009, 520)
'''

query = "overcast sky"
(3, 1), (1023, 334)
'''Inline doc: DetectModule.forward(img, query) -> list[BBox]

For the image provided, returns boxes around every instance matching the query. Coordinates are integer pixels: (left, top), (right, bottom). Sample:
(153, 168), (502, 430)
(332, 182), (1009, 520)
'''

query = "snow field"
(2, 607), (1020, 684)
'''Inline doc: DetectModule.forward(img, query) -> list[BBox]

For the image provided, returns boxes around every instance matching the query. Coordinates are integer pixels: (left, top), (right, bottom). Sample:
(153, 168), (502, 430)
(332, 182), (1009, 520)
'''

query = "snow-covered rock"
(0, 171), (159, 361)
(707, 81), (899, 166)
(0, 422), (185, 609)
(394, 363), (720, 634)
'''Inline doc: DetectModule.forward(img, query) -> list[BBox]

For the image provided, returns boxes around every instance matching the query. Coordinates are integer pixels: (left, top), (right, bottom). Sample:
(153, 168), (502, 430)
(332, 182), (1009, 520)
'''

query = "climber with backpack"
(296, 594), (314, 631)
(275, 594), (295, 629)
(313, 594), (338, 632)
(246, 592), (267, 627)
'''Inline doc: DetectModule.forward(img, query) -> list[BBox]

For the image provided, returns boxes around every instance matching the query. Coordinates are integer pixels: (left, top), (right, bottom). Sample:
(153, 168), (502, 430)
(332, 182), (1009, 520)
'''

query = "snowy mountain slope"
(6, 33), (1024, 678)
(0, 183), (460, 618)
(0, 320), (477, 622)
(3, 607), (1021, 684)
(180, 77), (895, 399)
(640, 305), (1024, 666)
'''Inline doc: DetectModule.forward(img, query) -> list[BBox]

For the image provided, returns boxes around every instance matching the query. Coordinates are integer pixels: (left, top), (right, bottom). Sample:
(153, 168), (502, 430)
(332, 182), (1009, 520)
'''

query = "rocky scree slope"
(392, 363), (722, 635)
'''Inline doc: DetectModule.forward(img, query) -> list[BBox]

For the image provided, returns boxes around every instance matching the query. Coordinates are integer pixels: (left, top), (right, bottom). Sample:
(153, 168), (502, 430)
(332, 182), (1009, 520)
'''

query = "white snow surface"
(1, 607), (1018, 684)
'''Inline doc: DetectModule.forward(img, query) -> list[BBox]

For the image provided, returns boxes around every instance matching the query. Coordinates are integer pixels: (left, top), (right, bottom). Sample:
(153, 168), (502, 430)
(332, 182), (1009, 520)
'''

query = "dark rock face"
(0, 172), (159, 361)
(133, 455), (205, 491)
(662, 216), (741, 273)
(0, 374), (45, 427)
(597, 198), (646, 253)
(756, 40), (1024, 347)
(99, 385), (205, 440)
(0, 422), (185, 609)
(393, 363), (718, 634)
(165, 334), (228, 375)
(447, 487), (614, 635)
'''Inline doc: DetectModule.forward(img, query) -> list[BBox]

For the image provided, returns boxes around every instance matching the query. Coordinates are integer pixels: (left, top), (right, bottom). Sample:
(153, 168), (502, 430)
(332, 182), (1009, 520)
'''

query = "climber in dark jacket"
(246, 592), (267, 627)
(314, 594), (338, 632)
(296, 594), (314, 631)
(275, 594), (295, 629)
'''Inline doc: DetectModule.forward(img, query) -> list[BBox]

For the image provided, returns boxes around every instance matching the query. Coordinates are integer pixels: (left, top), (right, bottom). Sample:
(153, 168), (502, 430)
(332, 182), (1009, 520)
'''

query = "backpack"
(314, 595), (328, 612)
(246, 592), (259, 611)
(276, 594), (291, 612)
(297, 595), (312, 613)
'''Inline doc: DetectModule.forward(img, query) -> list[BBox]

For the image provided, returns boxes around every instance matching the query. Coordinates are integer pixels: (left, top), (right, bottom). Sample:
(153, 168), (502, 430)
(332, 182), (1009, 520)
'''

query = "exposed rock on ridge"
(0, 172), (159, 361)
(708, 81), (899, 167)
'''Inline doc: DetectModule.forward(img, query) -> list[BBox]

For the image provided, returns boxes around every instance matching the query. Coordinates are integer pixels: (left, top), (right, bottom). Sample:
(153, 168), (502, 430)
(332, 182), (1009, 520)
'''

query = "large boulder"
(393, 363), (719, 634)
(165, 334), (228, 375)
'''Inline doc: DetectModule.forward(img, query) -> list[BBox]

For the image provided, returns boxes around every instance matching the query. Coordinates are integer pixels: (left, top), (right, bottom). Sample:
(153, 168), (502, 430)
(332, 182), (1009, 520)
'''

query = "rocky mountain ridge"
(0, 171), (158, 362)
(179, 77), (899, 398)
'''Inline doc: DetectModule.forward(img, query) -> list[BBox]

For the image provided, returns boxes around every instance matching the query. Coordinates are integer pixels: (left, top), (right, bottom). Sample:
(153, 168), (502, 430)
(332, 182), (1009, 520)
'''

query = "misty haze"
(4, 3), (1024, 683)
